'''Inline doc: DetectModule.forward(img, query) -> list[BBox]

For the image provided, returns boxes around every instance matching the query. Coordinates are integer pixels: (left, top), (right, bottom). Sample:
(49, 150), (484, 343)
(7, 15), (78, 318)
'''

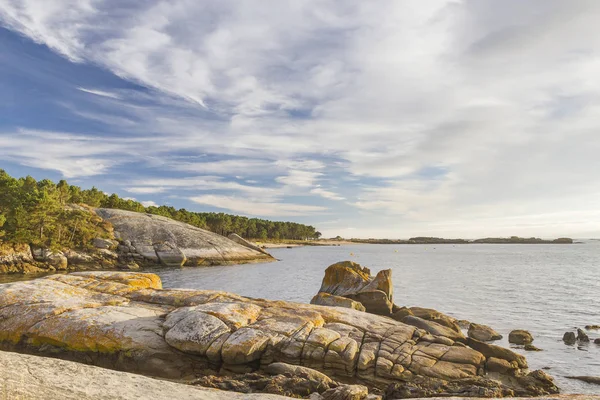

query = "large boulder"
(469, 323), (502, 342)
(95, 208), (274, 266)
(508, 329), (533, 345)
(0, 272), (558, 397)
(563, 331), (577, 345)
(312, 261), (393, 315)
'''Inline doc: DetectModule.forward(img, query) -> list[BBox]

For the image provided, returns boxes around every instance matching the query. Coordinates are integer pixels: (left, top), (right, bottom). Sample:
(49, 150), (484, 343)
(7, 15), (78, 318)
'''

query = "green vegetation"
(0, 170), (320, 250)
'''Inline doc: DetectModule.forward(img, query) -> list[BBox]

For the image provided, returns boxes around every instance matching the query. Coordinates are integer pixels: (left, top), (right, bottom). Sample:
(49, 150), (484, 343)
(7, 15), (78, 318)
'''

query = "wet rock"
(563, 331), (577, 345)
(468, 323), (502, 342)
(508, 329), (533, 345)
(577, 328), (590, 342)
(595, 338), (600, 345)
(585, 325), (600, 330)
(524, 344), (543, 351)
(566, 376), (600, 385)
(311, 292), (366, 312)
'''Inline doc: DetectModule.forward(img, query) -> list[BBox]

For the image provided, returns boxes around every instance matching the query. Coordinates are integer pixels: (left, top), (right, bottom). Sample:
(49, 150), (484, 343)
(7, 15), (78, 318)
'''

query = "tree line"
(0, 170), (321, 250)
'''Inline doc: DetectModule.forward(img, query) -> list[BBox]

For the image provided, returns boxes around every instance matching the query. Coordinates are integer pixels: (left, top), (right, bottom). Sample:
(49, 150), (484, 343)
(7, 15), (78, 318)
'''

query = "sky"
(1, 0), (600, 239)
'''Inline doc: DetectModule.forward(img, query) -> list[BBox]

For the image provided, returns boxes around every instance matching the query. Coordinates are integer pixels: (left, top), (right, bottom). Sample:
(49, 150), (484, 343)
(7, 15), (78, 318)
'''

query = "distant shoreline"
(257, 236), (574, 248)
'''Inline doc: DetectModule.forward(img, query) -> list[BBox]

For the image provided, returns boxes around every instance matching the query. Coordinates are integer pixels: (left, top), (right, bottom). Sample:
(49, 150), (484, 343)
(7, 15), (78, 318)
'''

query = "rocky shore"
(0, 208), (274, 275)
(2, 351), (598, 400)
(0, 261), (572, 399)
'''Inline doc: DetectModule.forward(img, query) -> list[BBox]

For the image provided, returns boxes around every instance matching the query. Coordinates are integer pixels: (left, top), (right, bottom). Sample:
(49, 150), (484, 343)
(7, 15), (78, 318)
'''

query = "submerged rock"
(0, 271), (559, 398)
(577, 328), (590, 343)
(524, 344), (543, 352)
(468, 323), (503, 342)
(563, 332), (577, 345)
(508, 330), (533, 345)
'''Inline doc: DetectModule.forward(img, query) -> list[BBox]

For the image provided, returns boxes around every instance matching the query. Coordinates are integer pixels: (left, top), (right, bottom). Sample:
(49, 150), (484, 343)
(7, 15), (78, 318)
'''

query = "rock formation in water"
(0, 208), (274, 274)
(468, 323), (503, 342)
(0, 271), (559, 398)
(508, 330), (533, 345)
(311, 261), (393, 315)
(563, 332), (577, 345)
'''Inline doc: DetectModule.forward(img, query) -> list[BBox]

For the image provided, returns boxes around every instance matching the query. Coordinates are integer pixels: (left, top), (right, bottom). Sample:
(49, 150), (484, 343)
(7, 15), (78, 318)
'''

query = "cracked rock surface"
(0, 271), (560, 398)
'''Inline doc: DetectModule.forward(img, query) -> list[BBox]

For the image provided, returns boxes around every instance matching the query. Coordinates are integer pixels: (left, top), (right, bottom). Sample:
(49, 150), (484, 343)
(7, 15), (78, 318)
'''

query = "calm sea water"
(156, 242), (600, 395)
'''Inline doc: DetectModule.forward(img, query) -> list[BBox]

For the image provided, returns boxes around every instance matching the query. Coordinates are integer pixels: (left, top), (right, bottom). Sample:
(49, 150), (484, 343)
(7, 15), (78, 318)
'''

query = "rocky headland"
(0, 261), (569, 399)
(0, 207), (274, 275)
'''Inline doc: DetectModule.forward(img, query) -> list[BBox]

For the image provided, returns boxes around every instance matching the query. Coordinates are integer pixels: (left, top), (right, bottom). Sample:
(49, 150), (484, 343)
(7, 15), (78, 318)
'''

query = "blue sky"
(1, 1), (600, 238)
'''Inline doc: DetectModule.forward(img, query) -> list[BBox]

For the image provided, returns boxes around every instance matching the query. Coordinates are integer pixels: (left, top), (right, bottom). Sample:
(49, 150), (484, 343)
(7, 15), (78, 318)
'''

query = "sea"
(156, 242), (600, 395)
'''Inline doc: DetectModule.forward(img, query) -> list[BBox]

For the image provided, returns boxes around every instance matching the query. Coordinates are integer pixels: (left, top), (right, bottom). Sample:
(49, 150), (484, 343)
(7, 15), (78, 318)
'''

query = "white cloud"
(140, 200), (158, 207)
(190, 195), (327, 217)
(275, 170), (322, 188)
(2, 1), (600, 235)
(310, 187), (345, 201)
(77, 87), (121, 99)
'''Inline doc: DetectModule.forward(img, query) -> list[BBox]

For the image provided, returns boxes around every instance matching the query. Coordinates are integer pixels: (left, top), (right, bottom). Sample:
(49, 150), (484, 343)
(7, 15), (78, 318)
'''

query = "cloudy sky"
(1, 0), (599, 239)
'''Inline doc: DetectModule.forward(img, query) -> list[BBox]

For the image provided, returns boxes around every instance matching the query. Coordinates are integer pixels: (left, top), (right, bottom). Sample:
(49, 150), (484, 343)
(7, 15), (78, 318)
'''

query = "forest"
(0, 170), (321, 250)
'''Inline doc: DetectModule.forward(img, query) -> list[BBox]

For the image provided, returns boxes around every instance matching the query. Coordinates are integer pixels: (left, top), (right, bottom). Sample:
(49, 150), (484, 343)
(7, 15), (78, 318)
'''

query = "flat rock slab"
(0, 350), (288, 400)
(95, 208), (274, 265)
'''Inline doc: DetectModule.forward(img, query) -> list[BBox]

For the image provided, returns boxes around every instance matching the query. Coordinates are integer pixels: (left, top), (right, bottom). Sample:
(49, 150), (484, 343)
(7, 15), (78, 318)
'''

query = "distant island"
(347, 236), (573, 244)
